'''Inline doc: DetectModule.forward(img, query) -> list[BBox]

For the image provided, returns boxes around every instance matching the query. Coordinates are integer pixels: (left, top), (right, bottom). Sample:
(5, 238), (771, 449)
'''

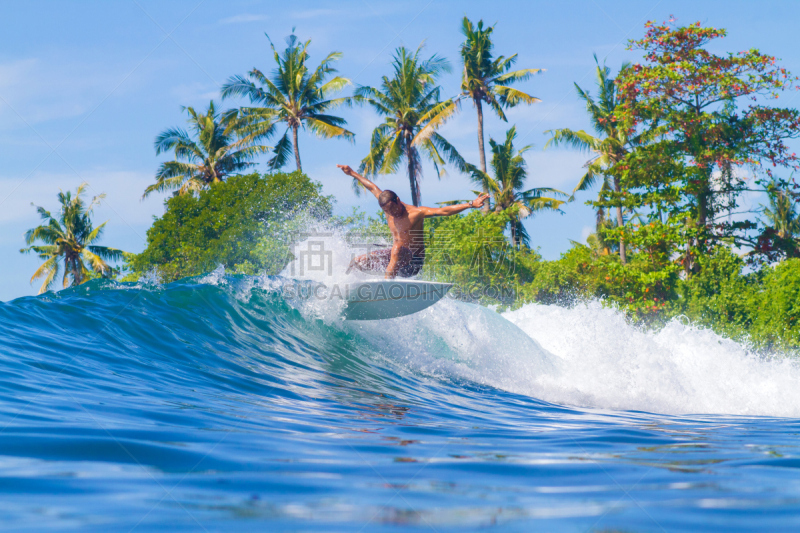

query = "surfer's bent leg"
(397, 252), (424, 278)
(347, 249), (393, 275)
(349, 247), (419, 278)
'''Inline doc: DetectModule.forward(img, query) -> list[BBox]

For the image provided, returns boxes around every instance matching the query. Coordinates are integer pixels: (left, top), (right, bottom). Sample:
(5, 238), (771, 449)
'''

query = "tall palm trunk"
(613, 176), (626, 264)
(406, 142), (420, 206)
(69, 254), (83, 285)
(510, 221), (518, 249)
(292, 124), (302, 173)
(615, 204), (627, 264)
(475, 97), (490, 213)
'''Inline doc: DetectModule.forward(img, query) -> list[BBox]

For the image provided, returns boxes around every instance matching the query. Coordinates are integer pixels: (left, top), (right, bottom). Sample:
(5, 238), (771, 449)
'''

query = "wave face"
(2, 275), (800, 531)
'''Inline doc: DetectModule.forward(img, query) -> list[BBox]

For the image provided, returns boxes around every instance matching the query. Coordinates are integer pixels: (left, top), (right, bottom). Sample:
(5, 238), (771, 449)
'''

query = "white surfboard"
(344, 280), (453, 321)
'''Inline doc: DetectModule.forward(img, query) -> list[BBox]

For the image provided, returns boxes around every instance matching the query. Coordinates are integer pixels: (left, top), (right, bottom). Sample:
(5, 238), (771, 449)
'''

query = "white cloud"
(219, 14), (269, 25)
(0, 57), (136, 132)
(0, 170), (167, 227)
(170, 82), (220, 105)
(580, 225), (593, 243)
(288, 9), (339, 20)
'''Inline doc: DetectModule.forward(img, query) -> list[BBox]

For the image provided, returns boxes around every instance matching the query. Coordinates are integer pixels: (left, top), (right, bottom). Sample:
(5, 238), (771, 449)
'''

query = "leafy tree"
(751, 258), (800, 347)
(459, 17), (543, 192)
(357, 45), (466, 206)
(221, 34), (354, 173)
(129, 172), (332, 282)
(21, 183), (124, 294)
(615, 19), (800, 274)
(466, 126), (566, 247)
(677, 246), (757, 341)
(423, 210), (541, 306)
(145, 101), (271, 197)
(546, 57), (646, 263)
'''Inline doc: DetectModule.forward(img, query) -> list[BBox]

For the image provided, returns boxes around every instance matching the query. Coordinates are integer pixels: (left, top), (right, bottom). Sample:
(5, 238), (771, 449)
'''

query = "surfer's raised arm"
(337, 164), (381, 199)
(417, 193), (490, 217)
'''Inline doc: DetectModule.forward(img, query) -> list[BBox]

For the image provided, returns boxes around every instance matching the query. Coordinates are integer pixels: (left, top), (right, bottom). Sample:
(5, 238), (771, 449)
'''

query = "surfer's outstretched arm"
(417, 193), (490, 217)
(337, 164), (381, 199)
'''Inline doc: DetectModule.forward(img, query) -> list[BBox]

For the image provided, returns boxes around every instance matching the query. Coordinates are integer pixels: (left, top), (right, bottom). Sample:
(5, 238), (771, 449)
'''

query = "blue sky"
(1, 0), (799, 301)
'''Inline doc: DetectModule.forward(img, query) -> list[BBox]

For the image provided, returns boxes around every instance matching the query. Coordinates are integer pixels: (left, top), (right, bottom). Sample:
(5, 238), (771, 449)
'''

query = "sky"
(1, 0), (799, 301)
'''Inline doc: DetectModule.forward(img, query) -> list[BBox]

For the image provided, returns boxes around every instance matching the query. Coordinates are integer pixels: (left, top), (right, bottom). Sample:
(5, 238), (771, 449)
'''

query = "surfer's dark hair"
(378, 190), (399, 207)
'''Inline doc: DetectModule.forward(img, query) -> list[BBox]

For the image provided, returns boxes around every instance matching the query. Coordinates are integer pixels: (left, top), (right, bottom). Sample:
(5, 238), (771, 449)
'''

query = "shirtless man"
(337, 164), (490, 279)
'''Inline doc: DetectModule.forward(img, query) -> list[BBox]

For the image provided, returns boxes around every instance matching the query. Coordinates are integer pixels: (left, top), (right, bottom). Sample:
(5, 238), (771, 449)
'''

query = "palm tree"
(357, 45), (465, 206)
(221, 33), (354, 173)
(545, 57), (644, 264)
(763, 183), (800, 239)
(460, 16), (543, 200)
(466, 126), (566, 247)
(20, 183), (124, 294)
(145, 101), (271, 197)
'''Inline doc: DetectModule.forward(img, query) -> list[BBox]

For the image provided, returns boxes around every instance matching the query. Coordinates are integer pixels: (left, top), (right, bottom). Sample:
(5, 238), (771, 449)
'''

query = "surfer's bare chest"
(387, 211), (425, 252)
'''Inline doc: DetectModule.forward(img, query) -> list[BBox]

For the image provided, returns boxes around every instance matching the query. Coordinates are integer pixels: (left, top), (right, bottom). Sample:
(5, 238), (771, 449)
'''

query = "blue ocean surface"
(2, 273), (800, 532)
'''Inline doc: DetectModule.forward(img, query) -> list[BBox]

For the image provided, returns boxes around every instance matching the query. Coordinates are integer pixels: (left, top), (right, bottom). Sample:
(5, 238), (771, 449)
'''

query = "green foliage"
(146, 101), (271, 197)
(459, 16), (542, 174)
(677, 247), (757, 340)
(545, 57), (652, 264)
(423, 210), (541, 306)
(751, 259), (800, 348)
(465, 126), (566, 247)
(356, 45), (465, 206)
(128, 172), (332, 282)
(519, 241), (680, 317)
(21, 183), (124, 293)
(221, 33), (354, 173)
(614, 20), (800, 273)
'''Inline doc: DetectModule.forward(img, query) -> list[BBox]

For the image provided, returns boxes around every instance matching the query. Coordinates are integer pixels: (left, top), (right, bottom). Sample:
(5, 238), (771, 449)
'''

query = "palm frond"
(429, 133), (467, 173)
(494, 85), (541, 106)
(412, 99), (460, 146)
(494, 68), (544, 84)
(268, 129), (293, 172)
(304, 116), (355, 141)
(318, 76), (351, 97)
(31, 256), (60, 294)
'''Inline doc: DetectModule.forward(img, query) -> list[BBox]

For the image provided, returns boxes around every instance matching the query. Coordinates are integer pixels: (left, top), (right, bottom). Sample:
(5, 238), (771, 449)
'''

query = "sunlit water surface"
(2, 273), (800, 532)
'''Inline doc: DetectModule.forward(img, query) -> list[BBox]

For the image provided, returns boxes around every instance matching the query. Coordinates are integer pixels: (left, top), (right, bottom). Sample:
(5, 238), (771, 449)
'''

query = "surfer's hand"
(472, 193), (490, 208)
(337, 164), (356, 177)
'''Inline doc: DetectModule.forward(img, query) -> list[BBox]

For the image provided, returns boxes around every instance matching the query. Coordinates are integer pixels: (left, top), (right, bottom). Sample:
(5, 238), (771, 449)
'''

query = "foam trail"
(353, 298), (800, 417)
(503, 301), (800, 416)
(270, 222), (800, 417)
(276, 226), (391, 323)
(347, 298), (561, 390)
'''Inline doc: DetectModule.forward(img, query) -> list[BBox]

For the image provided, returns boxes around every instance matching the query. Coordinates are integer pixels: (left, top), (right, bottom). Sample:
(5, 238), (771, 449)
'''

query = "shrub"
(127, 172), (332, 282)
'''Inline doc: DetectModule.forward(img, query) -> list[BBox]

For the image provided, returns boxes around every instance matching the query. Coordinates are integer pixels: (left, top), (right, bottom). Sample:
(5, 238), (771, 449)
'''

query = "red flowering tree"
(609, 19), (800, 274)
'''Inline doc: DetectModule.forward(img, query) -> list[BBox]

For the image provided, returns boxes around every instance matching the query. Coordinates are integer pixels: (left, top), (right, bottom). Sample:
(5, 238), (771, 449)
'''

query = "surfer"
(337, 164), (489, 279)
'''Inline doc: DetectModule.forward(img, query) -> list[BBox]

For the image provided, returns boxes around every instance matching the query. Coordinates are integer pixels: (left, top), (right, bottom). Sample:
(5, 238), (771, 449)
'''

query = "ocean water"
(3, 269), (800, 532)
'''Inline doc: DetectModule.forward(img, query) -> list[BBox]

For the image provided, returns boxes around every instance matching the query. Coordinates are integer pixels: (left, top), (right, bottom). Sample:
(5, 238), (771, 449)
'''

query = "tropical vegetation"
(545, 57), (644, 263)
(145, 101), (271, 197)
(20, 20), (800, 350)
(21, 183), (124, 293)
(459, 17), (543, 193)
(357, 45), (465, 206)
(221, 34), (354, 173)
(128, 172), (331, 282)
(465, 126), (566, 247)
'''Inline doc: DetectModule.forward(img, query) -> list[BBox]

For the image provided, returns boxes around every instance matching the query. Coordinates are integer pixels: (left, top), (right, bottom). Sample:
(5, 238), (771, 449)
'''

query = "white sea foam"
(272, 221), (800, 417)
(278, 226), (389, 323)
(347, 297), (800, 417)
(502, 301), (800, 416)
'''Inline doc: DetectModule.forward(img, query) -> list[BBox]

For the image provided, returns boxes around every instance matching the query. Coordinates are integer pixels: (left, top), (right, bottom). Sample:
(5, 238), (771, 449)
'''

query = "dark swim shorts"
(353, 247), (424, 278)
